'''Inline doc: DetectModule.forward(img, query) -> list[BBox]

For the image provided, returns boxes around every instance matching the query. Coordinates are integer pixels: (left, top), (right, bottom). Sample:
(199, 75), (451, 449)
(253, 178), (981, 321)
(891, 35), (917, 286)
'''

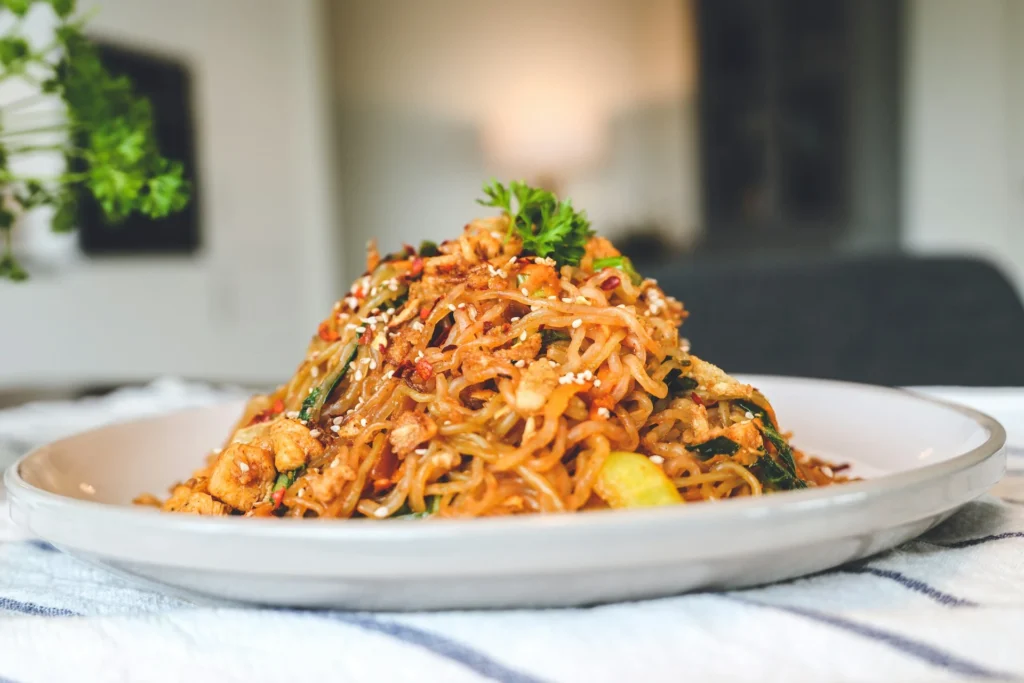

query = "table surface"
(1, 379), (1023, 683)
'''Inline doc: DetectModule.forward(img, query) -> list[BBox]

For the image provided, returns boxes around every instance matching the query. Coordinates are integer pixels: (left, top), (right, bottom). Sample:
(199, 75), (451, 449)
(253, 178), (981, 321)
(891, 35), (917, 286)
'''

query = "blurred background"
(1, 0), (1022, 401)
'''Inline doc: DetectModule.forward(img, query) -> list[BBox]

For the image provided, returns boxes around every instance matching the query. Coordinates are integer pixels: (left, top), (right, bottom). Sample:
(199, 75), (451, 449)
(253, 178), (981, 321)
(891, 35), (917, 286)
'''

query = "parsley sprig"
(0, 0), (190, 281)
(477, 180), (594, 267)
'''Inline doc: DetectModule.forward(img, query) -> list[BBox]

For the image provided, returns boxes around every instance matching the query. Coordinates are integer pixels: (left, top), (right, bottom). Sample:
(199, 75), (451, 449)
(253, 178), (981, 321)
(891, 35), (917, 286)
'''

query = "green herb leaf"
(418, 240), (439, 257)
(478, 180), (594, 267)
(685, 436), (740, 460)
(753, 453), (805, 491)
(592, 255), (643, 286)
(540, 328), (571, 349)
(664, 368), (698, 395)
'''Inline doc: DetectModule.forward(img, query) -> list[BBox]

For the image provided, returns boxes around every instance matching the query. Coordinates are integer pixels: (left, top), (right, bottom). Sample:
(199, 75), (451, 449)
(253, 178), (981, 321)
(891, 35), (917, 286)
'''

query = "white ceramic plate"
(4, 376), (1006, 610)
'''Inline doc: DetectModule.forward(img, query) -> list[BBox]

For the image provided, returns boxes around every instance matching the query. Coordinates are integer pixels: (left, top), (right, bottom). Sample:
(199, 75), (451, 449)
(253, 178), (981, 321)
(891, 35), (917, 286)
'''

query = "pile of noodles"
(141, 215), (847, 519)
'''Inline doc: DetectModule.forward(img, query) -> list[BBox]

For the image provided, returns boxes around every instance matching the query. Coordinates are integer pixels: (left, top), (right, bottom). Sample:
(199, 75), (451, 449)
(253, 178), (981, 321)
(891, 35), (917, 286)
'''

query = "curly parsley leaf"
(0, 0), (190, 281)
(478, 180), (594, 267)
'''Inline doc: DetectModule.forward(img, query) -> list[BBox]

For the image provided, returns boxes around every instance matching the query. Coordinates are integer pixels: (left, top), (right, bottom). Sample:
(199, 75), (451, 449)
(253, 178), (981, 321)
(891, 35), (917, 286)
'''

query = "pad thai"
(138, 181), (848, 519)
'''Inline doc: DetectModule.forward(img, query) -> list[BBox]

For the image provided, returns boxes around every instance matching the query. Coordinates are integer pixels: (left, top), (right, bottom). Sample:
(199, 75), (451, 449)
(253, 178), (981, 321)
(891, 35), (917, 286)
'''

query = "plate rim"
(4, 374), (1007, 546)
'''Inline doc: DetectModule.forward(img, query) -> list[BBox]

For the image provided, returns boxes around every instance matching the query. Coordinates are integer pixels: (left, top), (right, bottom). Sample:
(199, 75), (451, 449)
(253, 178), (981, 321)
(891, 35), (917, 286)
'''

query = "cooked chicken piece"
(385, 324), (422, 366)
(515, 360), (558, 414)
(515, 263), (559, 297)
(496, 332), (541, 362)
(268, 419), (325, 472)
(307, 462), (357, 504)
(162, 485), (228, 515)
(208, 442), (276, 511)
(389, 411), (438, 456)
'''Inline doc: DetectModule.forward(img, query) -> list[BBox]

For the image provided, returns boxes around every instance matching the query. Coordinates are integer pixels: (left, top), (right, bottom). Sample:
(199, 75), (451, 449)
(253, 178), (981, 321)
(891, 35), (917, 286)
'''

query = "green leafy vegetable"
(272, 468), (303, 494)
(592, 255), (642, 286)
(734, 399), (807, 489)
(663, 368), (698, 395)
(540, 328), (571, 349)
(685, 436), (740, 460)
(299, 342), (357, 422)
(392, 495), (441, 519)
(477, 180), (594, 267)
(418, 240), (440, 257)
(754, 454), (805, 491)
(0, 0), (190, 280)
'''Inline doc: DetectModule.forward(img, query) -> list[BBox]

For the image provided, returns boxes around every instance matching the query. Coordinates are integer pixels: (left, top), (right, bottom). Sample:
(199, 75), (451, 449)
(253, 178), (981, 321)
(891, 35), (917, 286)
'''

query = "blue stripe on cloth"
(843, 567), (978, 607)
(326, 613), (547, 683)
(933, 532), (1024, 549)
(0, 596), (80, 618)
(25, 540), (57, 552)
(728, 597), (1017, 680)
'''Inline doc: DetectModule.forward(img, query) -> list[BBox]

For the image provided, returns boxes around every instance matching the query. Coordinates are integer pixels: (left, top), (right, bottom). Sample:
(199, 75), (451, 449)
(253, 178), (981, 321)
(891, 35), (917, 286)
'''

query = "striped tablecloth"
(1, 379), (1023, 683)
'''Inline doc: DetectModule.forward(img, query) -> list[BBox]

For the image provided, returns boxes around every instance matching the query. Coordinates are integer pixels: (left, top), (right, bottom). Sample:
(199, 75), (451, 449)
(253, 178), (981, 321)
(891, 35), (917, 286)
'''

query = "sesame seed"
(309, 429), (321, 438)
(469, 307), (477, 320)
(370, 361), (378, 370)
(386, 308), (395, 315)
(415, 447), (428, 455)
(212, 447), (223, 455)
(373, 507), (389, 518)
(597, 407), (610, 418)
(511, 316), (521, 322)
(745, 411), (754, 420)
(354, 370), (363, 381)
(360, 357), (371, 365)
(297, 488), (305, 497)
(561, 297), (573, 303)
(447, 304), (456, 312)
(286, 411), (299, 419)
(594, 379), (602, 388)
(519, 330), (528, 341)
(360, 418), (368, 427)
(649, 455), (665, 465)
(572, 319), (582, 329)
(575, 296), (589, 305)
(412, 321), (425, 331)
(333, 416), (344, 425)
(355, 327), (366, 334)
(822, 466), (834, 478)
(547, 295), (557, 300)
(310, 366), (319, 378)
(521, 288), (529, 296)
(514, 359), (526, 368)
(237, 461), (250, 472)
(457, 303), (466, 309)
(331, 425), (341, 433)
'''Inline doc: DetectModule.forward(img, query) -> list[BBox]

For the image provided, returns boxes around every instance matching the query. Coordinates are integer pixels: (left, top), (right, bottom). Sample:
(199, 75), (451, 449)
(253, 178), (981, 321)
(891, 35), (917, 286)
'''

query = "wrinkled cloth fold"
(1, 379), (1023, 683)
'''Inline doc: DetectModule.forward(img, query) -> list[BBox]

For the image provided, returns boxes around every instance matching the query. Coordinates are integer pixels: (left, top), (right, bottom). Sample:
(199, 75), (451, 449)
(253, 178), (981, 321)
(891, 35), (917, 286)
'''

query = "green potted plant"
(0, 0), (190, 280)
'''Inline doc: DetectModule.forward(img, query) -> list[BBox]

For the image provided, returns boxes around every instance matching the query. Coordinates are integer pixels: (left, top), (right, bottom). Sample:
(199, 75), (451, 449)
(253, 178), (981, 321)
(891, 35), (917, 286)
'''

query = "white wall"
(331, 0), (699, 278)
(0, 0), (338, 389)
(903, 0), (1024, 292)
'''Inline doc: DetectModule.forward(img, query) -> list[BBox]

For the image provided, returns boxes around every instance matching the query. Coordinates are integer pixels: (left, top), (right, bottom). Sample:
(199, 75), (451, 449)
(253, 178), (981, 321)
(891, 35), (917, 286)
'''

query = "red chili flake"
(690, 392), (704, 406)
(359, 327), (373, 344)
(403, 243), (416, 257)
(318, 321), (340, 342)
(415, 358), (434, 381)
(600, 275), (621, 291)
(395, 360), (416, 379)
(271, 488), (286, 509)
(271, 399), (285, 414)
(410, 257), (424, 279)
(377, 343), (387, 354)
(419, 306), (432, 321)
(353, 286), (365, 299)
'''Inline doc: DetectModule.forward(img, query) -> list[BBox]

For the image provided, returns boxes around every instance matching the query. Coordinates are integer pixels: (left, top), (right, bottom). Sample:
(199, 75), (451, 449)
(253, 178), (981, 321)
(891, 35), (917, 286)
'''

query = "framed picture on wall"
(76, 41), (201, 255)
